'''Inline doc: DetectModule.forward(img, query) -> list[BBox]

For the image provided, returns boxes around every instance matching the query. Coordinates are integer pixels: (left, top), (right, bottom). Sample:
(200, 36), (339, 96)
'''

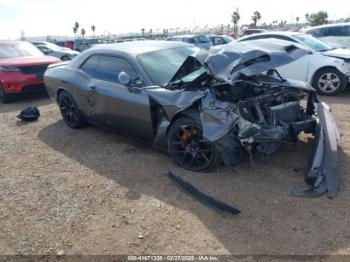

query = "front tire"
(167, 117), (221, 172)
(0, 84), (12, 103)
(312, 68), (347, 96)
(58, 91), (86, 129)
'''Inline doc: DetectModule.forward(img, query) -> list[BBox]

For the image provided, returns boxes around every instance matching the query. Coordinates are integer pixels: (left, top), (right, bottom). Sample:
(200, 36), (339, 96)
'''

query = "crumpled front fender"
(289, 102), (340, 198)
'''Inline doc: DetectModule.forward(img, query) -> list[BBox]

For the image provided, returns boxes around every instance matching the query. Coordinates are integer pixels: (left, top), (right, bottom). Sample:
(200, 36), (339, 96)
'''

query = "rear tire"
(0, 84), (12, 103)
(312, 68), (347, 96)
(58, 90), (86, 129)
(167, 117), (221, 172)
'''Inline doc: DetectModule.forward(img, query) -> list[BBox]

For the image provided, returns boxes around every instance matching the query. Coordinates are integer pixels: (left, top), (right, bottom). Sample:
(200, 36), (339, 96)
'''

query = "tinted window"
(214, 37), (225, 45)
(181, 38), (193, 43)
(194, 35), (210, 43)
(95, 56), (137, 83)
(322, 26), (350, 36)
(310, 29), (322, 37)
(81, 55), (100, 76)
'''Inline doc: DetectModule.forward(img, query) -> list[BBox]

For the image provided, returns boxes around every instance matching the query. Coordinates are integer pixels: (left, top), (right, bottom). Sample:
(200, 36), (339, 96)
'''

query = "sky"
(0, 0), (350, 39)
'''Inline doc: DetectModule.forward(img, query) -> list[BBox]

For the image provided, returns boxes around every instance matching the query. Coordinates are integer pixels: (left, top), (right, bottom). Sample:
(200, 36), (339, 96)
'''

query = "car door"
(82, 54), (154, 142)
(266, 35), (311, 82)
(240, 35), (311, 81)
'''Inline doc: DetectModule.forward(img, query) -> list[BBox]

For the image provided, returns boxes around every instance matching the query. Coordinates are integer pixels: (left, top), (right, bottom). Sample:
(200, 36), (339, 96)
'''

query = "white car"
(32, 41), (80, 61)
(301, 23), (350, 49)
(238, 32), (350, 95)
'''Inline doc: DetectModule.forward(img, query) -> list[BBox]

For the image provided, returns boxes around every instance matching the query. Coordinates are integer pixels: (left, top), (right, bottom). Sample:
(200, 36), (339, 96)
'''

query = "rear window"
(0, 42), (43, 59)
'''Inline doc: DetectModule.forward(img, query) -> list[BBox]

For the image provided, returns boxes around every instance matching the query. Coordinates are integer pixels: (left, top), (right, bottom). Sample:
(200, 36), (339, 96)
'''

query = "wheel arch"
(311, 66), (342, 85)
(166, 104), (202, 136)
(56, 87), (69, 103)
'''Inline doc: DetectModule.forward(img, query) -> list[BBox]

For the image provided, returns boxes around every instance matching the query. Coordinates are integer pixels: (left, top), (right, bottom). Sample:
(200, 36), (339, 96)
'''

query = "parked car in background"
(209, 35), (234, 46)
(240, 28), (267, 37)
(167, 35), (212, 49)
(64, 41), (75, 50)
(302, 23), (350, 49)
(32, 41), (80, 61)
(0, 41), (60, 103)
(55, 41), (66, 47)
(74, 38), (103, 52)
(238, 32), (350, 95)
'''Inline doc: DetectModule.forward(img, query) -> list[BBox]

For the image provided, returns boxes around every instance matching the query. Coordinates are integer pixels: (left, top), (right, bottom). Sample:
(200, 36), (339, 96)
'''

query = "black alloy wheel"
(167, 117), (220, 172)
(58, 91), (86, 129)
(0, 84), (11, 103)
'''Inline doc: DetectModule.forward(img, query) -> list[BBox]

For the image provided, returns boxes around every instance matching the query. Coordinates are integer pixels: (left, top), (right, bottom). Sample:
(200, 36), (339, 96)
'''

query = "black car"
(44, 40), (340, 197)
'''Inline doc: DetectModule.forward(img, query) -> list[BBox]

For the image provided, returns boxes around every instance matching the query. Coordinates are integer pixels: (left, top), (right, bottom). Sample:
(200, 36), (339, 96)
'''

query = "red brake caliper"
(180, 132), (188, 149)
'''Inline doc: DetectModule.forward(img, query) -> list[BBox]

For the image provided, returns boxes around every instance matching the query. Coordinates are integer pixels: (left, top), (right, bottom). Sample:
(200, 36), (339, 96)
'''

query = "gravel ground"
(0, 91), (349, 256)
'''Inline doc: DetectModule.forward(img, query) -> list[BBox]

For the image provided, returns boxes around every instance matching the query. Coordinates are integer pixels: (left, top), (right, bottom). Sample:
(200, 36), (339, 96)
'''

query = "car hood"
(168, 39), (310, 86)
(322, 48), (350, 61)
(0, 55), (60, 67)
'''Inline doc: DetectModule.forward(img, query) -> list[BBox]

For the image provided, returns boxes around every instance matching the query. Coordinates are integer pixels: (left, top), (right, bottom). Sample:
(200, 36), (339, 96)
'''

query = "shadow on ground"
(0, 91), (52, 114)
(37, 119), (350, 255)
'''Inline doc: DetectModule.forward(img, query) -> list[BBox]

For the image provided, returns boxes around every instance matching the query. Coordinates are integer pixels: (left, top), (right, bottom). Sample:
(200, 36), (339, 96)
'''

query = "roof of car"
(170, 35), (207, 38)
(304, 22), (350, 31)
(238, 31), (302, 41)
(88, 40), (193, 55)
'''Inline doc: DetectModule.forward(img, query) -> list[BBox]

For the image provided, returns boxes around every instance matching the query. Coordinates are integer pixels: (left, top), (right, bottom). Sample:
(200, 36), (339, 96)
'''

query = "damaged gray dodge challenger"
(44, 40), (340, 198)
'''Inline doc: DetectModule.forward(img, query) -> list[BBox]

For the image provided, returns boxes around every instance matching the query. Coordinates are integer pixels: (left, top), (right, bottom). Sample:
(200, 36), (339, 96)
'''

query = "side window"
(310, 29), (321, 37)
(185, 38), (194, 43)
(214, 37), (224, 45)
(80, 55), (100, 77)
(345, 26), (350, 36)
(95, 56), (138, 83)
(323, 26), (344, 36)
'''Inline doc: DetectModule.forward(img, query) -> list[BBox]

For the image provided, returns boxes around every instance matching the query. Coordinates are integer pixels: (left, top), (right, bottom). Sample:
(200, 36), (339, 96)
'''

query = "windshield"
(0, 42), (43, 59)
(294, 34), (333, 52)
(138, 46), (201, 86)
(222, 35), (234, 43)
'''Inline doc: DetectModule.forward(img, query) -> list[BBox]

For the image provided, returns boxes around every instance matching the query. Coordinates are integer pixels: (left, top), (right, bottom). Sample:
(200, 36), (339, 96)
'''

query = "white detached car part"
(238, 32), (350, 95)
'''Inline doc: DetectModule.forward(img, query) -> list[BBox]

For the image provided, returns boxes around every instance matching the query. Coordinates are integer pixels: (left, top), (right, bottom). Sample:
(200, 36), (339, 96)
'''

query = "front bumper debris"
(289, 102), (340, 198)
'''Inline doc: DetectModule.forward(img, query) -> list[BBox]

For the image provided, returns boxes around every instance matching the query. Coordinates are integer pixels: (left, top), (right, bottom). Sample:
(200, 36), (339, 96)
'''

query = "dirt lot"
(0, 91), (350, 256)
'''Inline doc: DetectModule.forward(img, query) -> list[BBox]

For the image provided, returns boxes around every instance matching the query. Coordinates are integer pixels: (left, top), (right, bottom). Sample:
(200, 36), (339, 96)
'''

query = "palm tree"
(231, 8), (240, 34)
(81, 28), (86, 38)
(252, 11), (262, 27)
(73, 22), (79, 38)
(141, 28), (145, 35)
(296, 17), (300, 25)
(74, 22), (79, 32)
(91, 25), (96, 37)
(73, 27), (77, 38)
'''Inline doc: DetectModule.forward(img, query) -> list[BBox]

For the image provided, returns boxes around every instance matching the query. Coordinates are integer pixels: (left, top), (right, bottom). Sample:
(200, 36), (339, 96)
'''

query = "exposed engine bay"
(207, 73), (316, 156)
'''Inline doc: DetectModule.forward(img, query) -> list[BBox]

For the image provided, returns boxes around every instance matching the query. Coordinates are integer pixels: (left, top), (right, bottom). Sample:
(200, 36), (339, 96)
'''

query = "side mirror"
(118, 71), (131, 86)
